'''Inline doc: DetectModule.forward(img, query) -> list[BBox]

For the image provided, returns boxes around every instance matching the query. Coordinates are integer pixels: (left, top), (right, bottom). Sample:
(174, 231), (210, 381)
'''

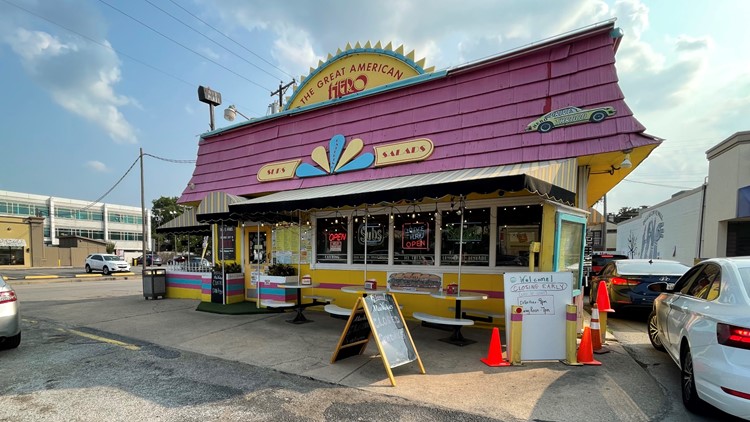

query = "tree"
(609, 206), (646, 223)
(151, 196), (180, 252)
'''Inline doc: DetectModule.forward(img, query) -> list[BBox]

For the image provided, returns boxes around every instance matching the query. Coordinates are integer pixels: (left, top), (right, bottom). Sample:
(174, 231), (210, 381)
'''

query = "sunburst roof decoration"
(284, 41), (434, 111)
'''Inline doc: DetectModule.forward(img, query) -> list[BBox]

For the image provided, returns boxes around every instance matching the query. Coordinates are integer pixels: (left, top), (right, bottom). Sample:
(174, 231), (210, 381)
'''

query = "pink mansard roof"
(180, 21), (658, 204)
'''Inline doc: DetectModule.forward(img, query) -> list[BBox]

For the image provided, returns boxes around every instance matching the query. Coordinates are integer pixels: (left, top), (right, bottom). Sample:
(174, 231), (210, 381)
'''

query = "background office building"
(0, 189), (151, 267)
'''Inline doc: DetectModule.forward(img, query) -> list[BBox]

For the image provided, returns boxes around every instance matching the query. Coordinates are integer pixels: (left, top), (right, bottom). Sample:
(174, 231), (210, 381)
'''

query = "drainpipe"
(696, 177), (708, 261)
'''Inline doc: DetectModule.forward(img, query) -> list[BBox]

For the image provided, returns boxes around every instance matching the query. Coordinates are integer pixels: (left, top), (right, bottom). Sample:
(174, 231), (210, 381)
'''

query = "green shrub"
(267, 263), (296, 276)
(213, 262), (242, 273)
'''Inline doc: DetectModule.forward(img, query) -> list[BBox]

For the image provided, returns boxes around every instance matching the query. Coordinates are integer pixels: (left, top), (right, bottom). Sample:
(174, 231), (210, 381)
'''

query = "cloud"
(674, 35), (711, 53)
(0, 2), (137, 144)
(86, 160), (108, 172)
(208, 0), (613, 77)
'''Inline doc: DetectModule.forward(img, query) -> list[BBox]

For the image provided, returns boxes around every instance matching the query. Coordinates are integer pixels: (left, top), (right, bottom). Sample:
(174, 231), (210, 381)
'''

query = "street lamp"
(223, 105), (251, 122)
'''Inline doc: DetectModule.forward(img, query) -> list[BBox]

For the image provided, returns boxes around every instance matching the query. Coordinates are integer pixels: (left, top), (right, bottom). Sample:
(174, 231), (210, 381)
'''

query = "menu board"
(219, 225), (236, 260)
(331, 293), (424, 386)
(331, 308), (371, 362)
(503, 271), (572, 360)
(210, 271), (225, 304)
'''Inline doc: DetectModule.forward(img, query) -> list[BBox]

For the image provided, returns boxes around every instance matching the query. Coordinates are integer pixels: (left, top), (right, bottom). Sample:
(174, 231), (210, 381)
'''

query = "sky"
(1, 0), (748, 215)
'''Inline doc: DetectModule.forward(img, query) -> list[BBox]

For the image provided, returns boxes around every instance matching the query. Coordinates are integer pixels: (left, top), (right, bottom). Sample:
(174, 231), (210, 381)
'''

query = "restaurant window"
(0, 247), (24, 266)
(496, 205), (542, 267)
(316, 216), (348, 264)
(393, 211), (435, 265)
(442, 207), (490, 266)
(353, 214), (389, 264)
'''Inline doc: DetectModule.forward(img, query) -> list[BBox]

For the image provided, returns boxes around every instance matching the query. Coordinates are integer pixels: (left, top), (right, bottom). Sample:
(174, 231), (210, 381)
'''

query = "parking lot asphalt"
(9, 274), (669, 421)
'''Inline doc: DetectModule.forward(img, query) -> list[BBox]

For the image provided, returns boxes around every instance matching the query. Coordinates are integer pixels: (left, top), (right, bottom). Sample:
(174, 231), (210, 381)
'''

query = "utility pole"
(140, 147), (147, 274)
(271, 79), (296, 110)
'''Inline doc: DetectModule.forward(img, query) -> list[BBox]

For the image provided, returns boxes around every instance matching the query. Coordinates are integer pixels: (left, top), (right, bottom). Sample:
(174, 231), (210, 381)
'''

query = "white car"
(648, 257), (750, 419)
(0, 276), (21, 350)
(85, 254), (131, 275)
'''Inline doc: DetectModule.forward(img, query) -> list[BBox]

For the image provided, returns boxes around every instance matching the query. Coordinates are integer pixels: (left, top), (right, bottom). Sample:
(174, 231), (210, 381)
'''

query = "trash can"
(143, 268), (166, 300)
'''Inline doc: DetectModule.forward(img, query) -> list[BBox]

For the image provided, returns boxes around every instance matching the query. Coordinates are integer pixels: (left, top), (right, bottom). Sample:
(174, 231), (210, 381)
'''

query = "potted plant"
(260, 263), (298, 285)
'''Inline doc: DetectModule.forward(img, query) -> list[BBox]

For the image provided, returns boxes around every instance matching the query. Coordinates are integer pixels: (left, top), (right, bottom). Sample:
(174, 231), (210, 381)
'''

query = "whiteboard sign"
(504, 272), (573, 361)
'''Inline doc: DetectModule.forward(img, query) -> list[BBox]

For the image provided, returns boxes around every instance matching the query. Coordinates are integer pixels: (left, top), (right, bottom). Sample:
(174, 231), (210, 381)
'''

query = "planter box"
(246, 275), (298, 302)
(259, 275), (299, 285)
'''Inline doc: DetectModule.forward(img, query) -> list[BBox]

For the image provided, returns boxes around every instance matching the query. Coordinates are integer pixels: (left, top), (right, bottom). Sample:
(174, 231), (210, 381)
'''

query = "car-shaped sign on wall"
(526, 106), (616, 133)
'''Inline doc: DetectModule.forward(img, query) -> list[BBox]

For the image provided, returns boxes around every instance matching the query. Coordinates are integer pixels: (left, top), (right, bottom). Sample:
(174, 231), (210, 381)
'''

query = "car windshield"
(103, 255), (120, 261)
(616, 260), (688, 275)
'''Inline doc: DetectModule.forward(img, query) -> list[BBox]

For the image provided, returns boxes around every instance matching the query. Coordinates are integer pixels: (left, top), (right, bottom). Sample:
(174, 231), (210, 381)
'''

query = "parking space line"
(63, 328), (141, 351)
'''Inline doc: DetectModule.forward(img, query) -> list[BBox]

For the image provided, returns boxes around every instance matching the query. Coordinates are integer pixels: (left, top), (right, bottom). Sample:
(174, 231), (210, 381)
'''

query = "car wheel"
(85, 264), (92, 273)
(590, 111), (607, 122)
(538, 121), (554, 133)
(681, 346), (705, 412)
(0, 332), (21, 350)
(648, 311), (665, 352)
(102, 266), (111, 275)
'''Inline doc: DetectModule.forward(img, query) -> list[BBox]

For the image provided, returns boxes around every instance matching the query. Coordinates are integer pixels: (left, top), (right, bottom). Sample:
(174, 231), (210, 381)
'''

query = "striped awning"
(230, 159), (577, 214)
(196, 191), (245, 222)
(156, 207), (211, 234)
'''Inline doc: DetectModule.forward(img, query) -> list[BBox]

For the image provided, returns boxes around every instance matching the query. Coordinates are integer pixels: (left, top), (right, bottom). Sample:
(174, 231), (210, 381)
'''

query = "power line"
(143, 153), (195, 164)
(622, 179), (699, 189)
(143, 0), (283, 83)
(2, 0), (196, 88)
(97, 0), (270, 91)
(82, 152), (196, 211)
(166, 0), (294, 79)
(81, 156), (141, 211)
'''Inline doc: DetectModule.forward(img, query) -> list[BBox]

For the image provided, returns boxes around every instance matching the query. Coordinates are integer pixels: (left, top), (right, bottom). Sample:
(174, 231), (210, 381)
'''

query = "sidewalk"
(21, 282), (666, 421)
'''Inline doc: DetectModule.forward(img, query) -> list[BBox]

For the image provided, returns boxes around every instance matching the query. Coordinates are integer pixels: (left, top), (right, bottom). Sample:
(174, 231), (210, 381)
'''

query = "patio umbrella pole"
(363, 207), (368, 283)
(221, 221), (225, 305)
(298, 211), (302, 281)
(458, 201), (464, 294)
(256, 223), (261, 309)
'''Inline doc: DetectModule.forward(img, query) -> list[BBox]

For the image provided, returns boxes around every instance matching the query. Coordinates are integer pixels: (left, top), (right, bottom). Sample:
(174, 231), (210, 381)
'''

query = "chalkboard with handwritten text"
(363, 293), (417, 368)
(331, 293), (423, 386)
(503, 272), (572, 360)
(331, 307), (371, 362)
(211, 271), (225, 304)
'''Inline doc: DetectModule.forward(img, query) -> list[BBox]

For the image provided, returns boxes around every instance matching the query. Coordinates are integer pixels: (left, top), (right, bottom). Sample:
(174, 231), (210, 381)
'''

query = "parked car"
(184, 257), (212, 272)
(589, 259), (690, 312)
(85, 254), (131, 275)
(648, 257), (750, 419)
(166, 255), (188, 265)
(590, 253), (629, 277)
(0, 276), (21, 350)
(135, 254), (162, 266)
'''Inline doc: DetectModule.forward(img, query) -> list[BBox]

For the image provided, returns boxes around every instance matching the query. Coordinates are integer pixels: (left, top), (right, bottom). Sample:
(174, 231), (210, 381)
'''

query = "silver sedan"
(648, 257), (750, 420)
(0, 276), (21, 350)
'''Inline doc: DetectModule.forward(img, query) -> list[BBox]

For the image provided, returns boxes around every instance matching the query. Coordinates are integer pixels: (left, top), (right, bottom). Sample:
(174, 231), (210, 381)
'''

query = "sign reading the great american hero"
(286, 41), (431, 110)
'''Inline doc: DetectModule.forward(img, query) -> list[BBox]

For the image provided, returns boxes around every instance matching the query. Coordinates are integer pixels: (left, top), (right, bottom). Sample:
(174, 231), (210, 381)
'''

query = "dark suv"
(591, 253), (629, 277)
(585, 253), (628, 294)
(135, 254), (162, 266)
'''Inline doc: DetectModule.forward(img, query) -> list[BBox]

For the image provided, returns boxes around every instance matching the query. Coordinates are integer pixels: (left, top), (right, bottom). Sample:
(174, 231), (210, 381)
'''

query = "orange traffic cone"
(577, 326), (602, 366)
(596, 281), (615, 312)
(591, 305), (609, 354)
(481, 327), (511, 367)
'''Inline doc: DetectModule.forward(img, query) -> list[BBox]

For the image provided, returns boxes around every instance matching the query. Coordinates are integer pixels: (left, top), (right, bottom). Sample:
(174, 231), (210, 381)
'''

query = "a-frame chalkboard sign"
(331, 292), (425, 386)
